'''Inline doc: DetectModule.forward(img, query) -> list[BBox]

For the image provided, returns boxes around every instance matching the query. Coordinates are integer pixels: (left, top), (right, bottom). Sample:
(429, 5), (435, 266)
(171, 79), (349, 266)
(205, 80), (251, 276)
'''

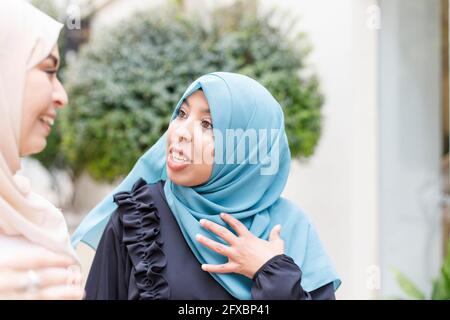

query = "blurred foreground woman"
(0, 0), (82, 299)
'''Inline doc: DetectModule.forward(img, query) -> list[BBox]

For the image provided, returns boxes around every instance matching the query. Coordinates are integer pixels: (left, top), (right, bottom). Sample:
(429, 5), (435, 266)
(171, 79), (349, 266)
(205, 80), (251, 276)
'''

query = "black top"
(85, 178), (335, 300)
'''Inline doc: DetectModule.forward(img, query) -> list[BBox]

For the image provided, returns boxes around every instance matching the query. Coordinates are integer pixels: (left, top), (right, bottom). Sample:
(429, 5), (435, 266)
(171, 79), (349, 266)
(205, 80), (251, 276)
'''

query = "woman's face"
(166, 90), (214, 187)
(19, 45), (68, 156)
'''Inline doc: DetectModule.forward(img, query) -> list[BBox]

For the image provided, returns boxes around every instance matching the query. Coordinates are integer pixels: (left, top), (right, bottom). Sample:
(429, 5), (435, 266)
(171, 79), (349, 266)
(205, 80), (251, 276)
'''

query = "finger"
(0, 268), (74, 293)
(0, 250), (73, 270)
(195, 234), (234, 258)
(269, 224), (282, 242)
(66, 269), (83, 287)
(37, 285), (85, 300)
(35, 268), (77, 288)
(201, 263), (237, 274)
(0, 276), (83, 300)
(0, 270), (28, 292)
(199, 218), (238, 245)
(220, 213), (250, 237)
(64, 265), (83, 287)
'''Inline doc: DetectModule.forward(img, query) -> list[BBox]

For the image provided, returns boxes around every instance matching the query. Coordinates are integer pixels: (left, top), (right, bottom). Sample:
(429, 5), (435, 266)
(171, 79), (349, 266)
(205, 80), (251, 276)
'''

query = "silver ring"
(20, 270), (41, 294)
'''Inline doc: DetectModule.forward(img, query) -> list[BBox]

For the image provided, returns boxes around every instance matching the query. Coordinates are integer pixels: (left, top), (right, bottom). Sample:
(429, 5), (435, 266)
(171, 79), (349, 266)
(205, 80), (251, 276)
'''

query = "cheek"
(167, 119), (181, 142)
(166, 121), (179, 153)
(196, 134), (214, 178)
(192, 132), (213, 161)
(22, 72), (53, 123)
(19, 71), (53, 155)
(23, 69), (53, 106)
(166, 123), (173, 148)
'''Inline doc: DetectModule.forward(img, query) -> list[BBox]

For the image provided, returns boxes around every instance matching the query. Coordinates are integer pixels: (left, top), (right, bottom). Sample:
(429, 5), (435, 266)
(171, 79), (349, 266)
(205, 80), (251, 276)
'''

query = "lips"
(38, 113), (56, 135)
(167, 145), (192, 171)
(39, 113), (56, 127)
(169, 146), (191, 162)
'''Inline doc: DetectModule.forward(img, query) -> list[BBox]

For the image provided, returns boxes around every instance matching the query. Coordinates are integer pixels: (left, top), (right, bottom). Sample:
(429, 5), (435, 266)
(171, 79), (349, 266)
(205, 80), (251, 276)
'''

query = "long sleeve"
(251, 254), (335, 300)
(84, 216), (129, 300)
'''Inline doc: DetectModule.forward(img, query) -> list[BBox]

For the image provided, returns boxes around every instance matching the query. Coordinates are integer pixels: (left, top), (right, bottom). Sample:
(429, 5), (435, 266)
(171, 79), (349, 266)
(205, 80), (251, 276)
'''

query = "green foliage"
(431, 239), (450, 300)
(391, 268), (427, 300)
(392, 239), (450, 300)
(46, 1), (323, 181)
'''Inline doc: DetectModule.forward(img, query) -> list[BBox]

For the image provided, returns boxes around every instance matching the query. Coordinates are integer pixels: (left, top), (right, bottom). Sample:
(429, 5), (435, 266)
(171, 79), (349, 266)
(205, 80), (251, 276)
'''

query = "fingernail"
(195, 233), (202, 240)
(220, 212), (226, 218)
(199, 219), (206, 226)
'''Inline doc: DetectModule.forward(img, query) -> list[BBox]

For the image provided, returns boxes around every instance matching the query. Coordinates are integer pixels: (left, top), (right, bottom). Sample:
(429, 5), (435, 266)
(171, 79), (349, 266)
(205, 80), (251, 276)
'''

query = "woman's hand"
(196, 212), (284, 279)
(0, 249), (84, 300)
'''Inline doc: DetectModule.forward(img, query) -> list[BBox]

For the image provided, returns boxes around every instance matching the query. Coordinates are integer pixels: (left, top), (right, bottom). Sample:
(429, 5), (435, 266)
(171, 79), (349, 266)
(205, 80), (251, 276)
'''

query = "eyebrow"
(182, 98), (210, 114)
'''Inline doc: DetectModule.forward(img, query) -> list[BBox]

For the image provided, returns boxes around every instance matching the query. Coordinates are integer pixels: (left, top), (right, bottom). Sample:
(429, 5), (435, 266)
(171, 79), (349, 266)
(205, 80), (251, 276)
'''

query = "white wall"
(378, 0), (443, 298)
(259, 0), (380, 299)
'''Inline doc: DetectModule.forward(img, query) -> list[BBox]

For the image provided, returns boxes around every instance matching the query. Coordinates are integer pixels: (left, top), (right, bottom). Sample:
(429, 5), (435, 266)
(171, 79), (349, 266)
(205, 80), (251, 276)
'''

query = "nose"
(53, 78), (68, 108)
(174, 118), (194, 143)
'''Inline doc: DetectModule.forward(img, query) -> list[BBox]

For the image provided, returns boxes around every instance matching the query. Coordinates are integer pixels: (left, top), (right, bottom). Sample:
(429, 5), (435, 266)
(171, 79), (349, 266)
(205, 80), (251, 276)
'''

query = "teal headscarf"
(71, 72), (340, 299)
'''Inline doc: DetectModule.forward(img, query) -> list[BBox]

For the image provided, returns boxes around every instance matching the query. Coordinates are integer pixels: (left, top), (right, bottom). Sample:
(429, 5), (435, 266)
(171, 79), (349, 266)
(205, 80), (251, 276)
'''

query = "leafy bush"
(56, 1), (323, 181)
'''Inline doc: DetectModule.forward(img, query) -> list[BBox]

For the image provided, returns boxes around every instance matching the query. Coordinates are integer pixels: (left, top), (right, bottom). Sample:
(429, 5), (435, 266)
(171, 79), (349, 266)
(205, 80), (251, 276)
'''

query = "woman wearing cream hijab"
(0, 0), (82, 299)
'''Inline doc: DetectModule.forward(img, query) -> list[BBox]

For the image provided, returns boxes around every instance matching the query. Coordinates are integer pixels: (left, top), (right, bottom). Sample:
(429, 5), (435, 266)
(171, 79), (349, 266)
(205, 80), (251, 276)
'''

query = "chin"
(21, 139), (47, 157)
(167, 169), (189, 186)
(33, 138), (47, 154)
(166, 168), (198, 187)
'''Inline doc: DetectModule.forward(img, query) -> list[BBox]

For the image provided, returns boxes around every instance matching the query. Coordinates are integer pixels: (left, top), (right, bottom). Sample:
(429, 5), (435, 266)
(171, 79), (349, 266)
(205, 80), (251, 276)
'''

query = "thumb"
(269, 224), (282, 242)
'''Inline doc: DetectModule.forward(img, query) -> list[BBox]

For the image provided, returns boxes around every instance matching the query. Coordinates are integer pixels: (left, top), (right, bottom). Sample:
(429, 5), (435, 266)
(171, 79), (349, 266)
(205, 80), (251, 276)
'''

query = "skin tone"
(1, 45), (83, 299)
(19, 45), (68, 156)
(166, 89), (215, 187)
(0, 248), (83, 300)
(166, 90), (285, 280)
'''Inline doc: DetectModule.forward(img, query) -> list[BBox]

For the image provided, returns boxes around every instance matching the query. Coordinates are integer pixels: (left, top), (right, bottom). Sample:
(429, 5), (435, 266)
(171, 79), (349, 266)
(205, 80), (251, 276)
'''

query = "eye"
(45, 69), (57, 77)
(177, 108), (187, 119)
(201, 119), (213, 130)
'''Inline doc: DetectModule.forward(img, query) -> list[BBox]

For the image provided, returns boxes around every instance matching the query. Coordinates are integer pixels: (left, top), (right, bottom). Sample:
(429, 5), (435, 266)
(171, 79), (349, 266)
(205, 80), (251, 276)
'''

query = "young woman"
(72, 72), (341, 300)
(0, 0), (82, 299)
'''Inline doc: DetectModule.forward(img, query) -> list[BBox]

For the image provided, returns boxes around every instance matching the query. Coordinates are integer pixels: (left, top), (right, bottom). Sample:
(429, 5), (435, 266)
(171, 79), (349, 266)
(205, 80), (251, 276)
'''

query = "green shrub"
(56, 1), (323, 182)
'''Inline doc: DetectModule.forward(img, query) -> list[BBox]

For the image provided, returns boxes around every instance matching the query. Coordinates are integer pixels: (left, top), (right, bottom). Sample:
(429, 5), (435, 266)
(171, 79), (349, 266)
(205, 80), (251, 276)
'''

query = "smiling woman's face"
(166, 90), (215, 187)
(19, 45), (68, 156)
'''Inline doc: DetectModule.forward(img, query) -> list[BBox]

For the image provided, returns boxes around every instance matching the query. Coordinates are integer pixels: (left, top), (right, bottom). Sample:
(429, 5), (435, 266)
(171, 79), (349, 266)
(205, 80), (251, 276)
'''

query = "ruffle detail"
(113, 178), (170, 299)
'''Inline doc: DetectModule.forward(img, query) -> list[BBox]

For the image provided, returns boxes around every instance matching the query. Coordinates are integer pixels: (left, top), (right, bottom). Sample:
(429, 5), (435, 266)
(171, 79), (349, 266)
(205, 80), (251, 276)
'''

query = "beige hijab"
(0, 0), (78, 263)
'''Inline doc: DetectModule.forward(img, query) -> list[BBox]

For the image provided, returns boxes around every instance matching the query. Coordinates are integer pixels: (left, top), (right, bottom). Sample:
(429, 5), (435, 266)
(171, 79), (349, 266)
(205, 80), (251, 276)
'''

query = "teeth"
(172, 151), (188, 162)
(40, 116), (54, 126)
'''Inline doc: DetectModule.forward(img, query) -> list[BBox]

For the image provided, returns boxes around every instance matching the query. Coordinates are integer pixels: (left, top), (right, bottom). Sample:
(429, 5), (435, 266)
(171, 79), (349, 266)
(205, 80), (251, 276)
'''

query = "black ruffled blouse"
(84, 178), (335, 300)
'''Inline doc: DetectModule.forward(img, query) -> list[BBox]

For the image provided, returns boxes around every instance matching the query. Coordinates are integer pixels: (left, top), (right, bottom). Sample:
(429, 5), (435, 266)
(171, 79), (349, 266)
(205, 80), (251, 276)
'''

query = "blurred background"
(20, 0), (450, 299)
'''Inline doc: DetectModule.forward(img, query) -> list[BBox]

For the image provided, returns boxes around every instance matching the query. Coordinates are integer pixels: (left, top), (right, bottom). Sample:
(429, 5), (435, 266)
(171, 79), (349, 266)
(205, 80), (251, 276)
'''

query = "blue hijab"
(71, 72), (340, 299)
